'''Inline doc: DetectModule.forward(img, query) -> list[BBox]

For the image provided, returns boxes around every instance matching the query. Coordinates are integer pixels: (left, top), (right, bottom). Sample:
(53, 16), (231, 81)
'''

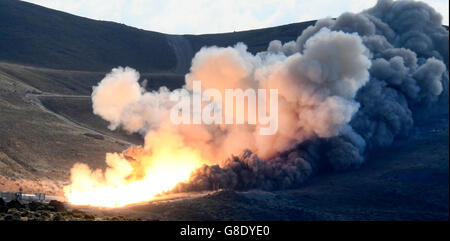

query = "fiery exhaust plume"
(64, 128), (204, 207)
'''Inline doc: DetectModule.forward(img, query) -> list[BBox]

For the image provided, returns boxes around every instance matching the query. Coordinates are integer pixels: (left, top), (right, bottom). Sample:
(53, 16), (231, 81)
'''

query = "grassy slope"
(0, 0), (177, 72)
(0, 62), (186, 95)
(0, 66), (130, 195)
(0, 0), (314, 74)
(39, 96), (144, 145)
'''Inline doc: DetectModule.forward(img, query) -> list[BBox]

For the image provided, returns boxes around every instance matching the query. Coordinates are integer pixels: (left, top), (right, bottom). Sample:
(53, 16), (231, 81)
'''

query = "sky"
(22, 0), (449, 35)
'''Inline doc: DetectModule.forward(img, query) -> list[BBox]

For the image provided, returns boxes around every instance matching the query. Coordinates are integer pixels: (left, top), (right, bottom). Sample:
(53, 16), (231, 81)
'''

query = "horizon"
(21, 0), (450, 35)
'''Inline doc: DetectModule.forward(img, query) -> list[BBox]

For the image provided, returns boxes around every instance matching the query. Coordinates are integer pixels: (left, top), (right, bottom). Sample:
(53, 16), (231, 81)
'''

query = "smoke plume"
(66, 0), (448, 199)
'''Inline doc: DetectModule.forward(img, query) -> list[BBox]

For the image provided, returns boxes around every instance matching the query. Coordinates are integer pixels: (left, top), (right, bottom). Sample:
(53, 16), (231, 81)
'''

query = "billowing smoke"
(67, 0), (448, 198)
(175, 0), (448, 192)
(90, 27), (371, 163)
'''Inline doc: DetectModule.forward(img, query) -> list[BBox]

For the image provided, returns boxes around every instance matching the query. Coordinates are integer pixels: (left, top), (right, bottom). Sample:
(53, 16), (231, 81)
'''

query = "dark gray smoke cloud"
(173, 0), (449, 192)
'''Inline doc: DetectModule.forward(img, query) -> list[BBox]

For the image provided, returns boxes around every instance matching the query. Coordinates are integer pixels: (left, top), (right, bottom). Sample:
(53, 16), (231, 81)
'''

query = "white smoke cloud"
(92, 67), (142, 130)
(91, 27), (370, 162)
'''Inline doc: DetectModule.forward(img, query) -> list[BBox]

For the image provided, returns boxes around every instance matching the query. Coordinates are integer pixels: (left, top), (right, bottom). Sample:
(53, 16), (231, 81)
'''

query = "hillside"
(0, 63), (131, 194)
(0, 0), (315, 74)
(0, 0), (176, 73)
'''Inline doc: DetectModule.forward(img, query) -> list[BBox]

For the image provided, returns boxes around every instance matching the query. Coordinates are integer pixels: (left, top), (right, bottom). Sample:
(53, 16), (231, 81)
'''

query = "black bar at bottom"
(1, 221), (448, 240)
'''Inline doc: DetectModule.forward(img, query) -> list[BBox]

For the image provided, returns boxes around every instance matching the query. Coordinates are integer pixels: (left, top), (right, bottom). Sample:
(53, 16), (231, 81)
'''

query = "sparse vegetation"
(0, 198), (144, 221)
(0, 65), (130, 192)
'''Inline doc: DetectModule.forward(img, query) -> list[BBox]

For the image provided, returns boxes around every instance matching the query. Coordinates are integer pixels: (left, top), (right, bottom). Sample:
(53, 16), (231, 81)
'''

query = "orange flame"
(63, 130), (204, 207)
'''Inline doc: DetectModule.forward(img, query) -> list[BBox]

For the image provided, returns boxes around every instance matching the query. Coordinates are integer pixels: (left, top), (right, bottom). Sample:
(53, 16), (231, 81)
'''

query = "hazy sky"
(22, 0), (449, 34)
